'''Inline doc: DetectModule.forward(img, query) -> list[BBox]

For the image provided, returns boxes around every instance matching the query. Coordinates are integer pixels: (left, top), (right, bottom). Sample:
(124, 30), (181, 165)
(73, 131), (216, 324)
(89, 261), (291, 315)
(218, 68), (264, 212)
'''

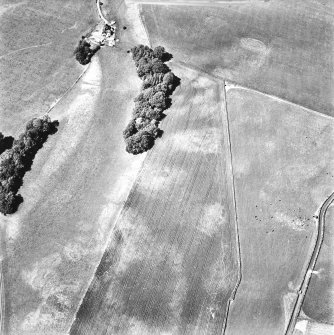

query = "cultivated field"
(139, 0), (334, 115)
(0, 0), (97, 135)
(223, 86), (334, 335)
(1, 0), (333, 333)
(70, 65), (239, 335)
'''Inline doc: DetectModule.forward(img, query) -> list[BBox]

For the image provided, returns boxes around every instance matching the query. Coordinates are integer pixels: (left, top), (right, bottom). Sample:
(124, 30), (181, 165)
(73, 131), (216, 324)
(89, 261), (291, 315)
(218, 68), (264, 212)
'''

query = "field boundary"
(220, 81), (242, 335)
(285, 192), (334, 335)
(225, 82), (334, 121)
(137, 4), (152, 47)
(172, 60), (333, 120)
(127, 0), (266, 6)
(67, 149), (148, 334)
(67, 2), (152, 333)
(45, 65), (89, 115)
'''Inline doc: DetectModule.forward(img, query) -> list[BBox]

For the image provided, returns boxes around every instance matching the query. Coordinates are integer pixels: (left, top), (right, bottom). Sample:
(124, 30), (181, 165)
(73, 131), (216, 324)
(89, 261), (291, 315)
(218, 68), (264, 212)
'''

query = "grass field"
(0, 0), (154, 333)
(69, 65), (239, 335)
(0, 0), (98, 135)
(223, 86), (333, 335)
(140, 0), (333, 116)
(0, 39), (149, 335)
(299, 202), (334, 325)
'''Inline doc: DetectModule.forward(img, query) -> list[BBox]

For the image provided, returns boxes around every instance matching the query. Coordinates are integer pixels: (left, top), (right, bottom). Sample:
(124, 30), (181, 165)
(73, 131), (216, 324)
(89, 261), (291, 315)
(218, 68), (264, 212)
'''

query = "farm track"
(285, 192), (334, 335)
(46, 66), (89, 114)
(96, 0), (110, 23)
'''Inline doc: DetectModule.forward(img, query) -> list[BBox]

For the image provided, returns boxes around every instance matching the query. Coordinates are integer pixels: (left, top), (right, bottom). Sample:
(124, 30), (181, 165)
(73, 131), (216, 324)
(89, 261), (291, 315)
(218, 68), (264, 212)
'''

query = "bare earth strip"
(70, 64), (239, 335)
(224, 86), (334, 335)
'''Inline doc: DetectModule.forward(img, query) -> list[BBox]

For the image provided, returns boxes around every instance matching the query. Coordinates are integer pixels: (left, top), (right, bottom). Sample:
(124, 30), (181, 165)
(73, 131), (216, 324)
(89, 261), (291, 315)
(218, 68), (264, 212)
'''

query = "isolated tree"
(74, 38), (97, 65)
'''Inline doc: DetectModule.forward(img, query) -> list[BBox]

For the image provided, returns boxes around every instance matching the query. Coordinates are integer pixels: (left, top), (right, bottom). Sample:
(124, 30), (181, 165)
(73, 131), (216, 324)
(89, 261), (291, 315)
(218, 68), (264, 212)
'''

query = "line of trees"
(124, 45), (179, 154)
(0, 115), (59, 215)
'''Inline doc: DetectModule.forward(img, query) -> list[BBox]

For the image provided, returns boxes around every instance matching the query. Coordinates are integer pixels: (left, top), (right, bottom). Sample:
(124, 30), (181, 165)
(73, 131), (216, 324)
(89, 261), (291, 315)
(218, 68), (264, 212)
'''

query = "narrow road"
(220, 81), (242, 335)
(285, 192), (334, 335)
(95, 0), (111, 24)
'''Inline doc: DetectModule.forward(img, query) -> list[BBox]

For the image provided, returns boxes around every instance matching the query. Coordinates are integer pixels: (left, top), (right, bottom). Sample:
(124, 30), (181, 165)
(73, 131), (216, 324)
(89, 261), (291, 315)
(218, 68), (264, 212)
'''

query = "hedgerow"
(124, 45), (179, 155)
(0, 115), (59, 215)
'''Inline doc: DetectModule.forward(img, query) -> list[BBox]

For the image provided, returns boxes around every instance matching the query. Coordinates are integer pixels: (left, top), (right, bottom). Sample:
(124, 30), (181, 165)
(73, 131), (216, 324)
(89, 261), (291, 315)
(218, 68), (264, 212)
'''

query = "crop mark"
(284, 192), (334, 335)
(0, 42), (52, 59)
(220, 81), (242, 334)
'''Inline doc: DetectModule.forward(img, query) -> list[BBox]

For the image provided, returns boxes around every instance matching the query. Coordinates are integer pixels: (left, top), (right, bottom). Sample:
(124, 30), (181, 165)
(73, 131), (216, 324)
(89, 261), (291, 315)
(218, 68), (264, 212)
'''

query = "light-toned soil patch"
(224, 87), (333, 335)
(70, 65), (239, 335)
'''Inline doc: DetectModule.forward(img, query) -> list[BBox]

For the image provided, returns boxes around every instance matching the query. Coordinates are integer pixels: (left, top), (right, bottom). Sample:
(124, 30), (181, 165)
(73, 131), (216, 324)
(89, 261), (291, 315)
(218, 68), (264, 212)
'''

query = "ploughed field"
(70, 65), (239, 335)
(0, 0), (97, 135)
(224, 87), (334, 335)
(140, 0), (333, 116)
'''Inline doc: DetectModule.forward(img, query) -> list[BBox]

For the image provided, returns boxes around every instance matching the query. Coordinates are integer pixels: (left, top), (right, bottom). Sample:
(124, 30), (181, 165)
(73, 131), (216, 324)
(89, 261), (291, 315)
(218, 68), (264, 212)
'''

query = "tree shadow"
(0, 136), (14, 155)
(162, 52), (173, 63)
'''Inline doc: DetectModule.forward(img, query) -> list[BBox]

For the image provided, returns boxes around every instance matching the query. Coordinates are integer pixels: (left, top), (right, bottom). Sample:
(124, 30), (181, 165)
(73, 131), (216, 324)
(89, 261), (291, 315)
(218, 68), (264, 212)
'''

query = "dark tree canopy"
(124, 45), (180, 154)
(0, 132), (14, 155)
(0, 115), (58, 215)
(125, 131), (155, 155)
(74, 38), (99, 65)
